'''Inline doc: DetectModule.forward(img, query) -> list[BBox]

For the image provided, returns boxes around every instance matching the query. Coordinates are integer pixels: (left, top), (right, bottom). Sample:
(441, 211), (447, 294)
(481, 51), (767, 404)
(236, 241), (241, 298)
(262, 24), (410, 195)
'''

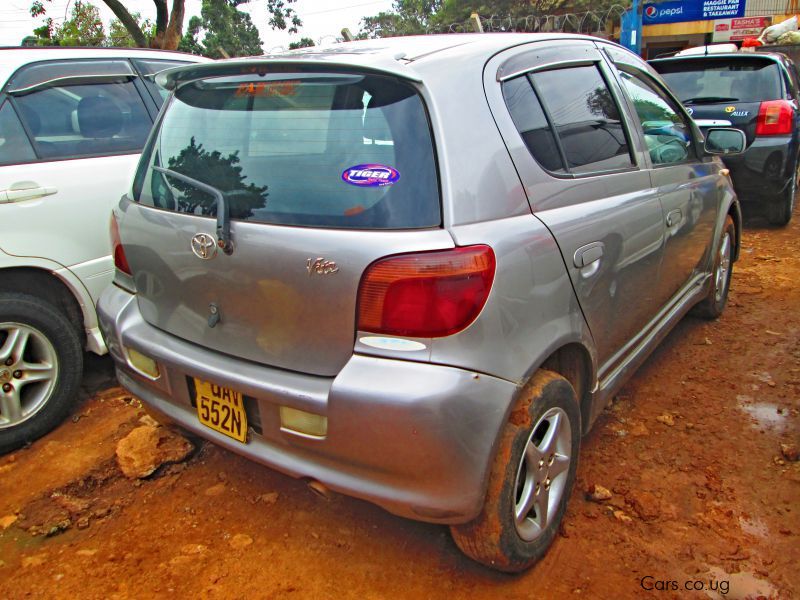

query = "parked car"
(0, 47), (208, 453)
(650, 46), (800, 225)
(98, 34), (744, 571)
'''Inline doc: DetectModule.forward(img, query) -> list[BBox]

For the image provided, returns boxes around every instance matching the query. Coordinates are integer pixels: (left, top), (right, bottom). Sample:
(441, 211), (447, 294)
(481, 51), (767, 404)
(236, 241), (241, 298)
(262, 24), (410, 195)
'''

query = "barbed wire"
(429, 6), (629, 35)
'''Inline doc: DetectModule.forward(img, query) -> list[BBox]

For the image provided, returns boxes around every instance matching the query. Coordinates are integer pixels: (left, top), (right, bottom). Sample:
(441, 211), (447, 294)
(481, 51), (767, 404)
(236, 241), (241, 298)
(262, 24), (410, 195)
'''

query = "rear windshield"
(133, 72), (440, 229)
(654, 57), (783, 103)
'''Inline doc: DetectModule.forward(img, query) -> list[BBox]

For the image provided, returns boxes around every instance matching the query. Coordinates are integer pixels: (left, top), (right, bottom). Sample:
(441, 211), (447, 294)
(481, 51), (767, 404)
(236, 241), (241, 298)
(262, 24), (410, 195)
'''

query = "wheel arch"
(727, 199), (742, 262)
(539, 342), (595, 436)
(0, 267), (85, 345)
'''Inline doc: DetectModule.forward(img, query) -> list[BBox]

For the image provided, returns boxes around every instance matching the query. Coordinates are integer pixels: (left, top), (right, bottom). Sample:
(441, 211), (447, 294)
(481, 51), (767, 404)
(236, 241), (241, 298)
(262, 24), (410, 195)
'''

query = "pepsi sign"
(643, 0), (744, 25)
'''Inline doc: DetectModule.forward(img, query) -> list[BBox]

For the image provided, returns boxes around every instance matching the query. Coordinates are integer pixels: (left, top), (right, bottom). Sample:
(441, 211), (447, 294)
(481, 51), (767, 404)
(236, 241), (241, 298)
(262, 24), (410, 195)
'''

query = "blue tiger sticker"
(341, 163), (400, 187)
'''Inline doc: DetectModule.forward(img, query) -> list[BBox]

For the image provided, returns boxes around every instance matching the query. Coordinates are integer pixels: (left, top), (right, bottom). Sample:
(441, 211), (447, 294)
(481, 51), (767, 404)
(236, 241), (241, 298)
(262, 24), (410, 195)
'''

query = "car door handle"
(573, 242), (604, 268)
(666, 209), (683, 227)
(0, 181), (58, 203)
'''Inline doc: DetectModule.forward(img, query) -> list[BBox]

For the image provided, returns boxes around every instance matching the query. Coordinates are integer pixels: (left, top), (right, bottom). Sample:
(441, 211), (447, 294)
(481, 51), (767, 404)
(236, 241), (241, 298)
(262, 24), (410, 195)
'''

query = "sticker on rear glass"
(341, 164), (400, 187)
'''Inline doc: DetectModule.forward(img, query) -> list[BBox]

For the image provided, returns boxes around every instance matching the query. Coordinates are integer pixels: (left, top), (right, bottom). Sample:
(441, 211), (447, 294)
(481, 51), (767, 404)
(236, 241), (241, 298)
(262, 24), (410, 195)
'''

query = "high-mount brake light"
(110, 213), (131, 276)
(357, 245), (496, 338)
(756, 100), (794, 136)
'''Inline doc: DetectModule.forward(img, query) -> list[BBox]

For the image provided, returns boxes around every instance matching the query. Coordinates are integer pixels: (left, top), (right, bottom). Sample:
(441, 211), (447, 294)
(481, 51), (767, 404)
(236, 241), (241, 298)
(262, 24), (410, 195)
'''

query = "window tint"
(532, 65), (634, 174)
(13, 80), (152, 160)
(135, 73), (440, 229)
(0, 101), (36, 165)
(132, 59), (192, 104)
(619, 71), (693, 165)
(502, 77), (565, 173)
(654, 57), (783, 103)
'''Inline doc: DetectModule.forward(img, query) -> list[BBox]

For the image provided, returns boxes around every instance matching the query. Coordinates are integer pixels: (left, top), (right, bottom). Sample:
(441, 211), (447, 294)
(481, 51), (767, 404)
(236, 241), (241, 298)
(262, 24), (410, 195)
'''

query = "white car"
(0, 47), (208, 452)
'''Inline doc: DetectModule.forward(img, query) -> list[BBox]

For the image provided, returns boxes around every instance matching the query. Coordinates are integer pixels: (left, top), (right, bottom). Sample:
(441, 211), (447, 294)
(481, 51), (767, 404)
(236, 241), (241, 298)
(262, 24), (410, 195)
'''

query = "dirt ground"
(1, 207), (799, 600)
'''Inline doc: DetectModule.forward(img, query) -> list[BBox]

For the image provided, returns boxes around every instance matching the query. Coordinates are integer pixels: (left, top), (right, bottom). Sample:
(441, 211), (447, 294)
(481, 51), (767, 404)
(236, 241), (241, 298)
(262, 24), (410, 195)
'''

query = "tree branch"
(102, 0), (147, 47)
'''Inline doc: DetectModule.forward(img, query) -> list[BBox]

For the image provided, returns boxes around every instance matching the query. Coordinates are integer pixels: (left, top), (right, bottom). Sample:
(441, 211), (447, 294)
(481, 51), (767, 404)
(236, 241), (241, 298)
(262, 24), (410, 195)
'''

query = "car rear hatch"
(651, 54), (786, 145)
(119, 67), (446, 377)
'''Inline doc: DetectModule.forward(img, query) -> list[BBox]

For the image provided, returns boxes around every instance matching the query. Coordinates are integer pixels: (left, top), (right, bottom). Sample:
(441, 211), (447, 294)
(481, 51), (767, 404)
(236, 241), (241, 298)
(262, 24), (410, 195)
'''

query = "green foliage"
(178, 0), (264, 58)
(266, 0), (301, 34)
(52, 1), (106, 46)
(108, 13), (155, 47)
(288, 37), (315, 50)
(28, 0), (303, 51)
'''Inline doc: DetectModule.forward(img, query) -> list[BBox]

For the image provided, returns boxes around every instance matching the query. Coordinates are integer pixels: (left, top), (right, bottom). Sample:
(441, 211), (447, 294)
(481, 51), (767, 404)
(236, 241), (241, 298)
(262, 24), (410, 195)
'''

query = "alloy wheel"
(513, 407), (572, 541)
(0, 322), (59, 428)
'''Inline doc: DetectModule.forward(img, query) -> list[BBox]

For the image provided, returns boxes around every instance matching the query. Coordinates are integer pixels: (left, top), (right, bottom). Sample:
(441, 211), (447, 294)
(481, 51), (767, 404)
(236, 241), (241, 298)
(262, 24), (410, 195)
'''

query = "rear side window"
(7, 59), (152, 160)
(134, 73), (440, 229)
(503, 65), (634, 175)
(0, 101), (36, 165)
(654, 57), (783, 103)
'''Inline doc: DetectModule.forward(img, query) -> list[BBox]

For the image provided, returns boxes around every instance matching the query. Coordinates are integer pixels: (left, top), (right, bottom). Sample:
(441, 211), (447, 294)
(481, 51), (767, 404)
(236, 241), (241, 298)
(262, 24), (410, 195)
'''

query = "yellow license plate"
(194, 379), (248, 443)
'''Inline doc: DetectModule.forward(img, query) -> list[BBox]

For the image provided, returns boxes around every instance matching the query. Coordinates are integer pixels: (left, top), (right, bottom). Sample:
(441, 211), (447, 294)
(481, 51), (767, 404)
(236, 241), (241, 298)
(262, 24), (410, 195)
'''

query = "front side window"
(619, 71), (693, 165)
(0, 101), (36, 166)
(7, 60), (152, 160)
(135, 72), (440, 229)
(503, 64), (634, 175)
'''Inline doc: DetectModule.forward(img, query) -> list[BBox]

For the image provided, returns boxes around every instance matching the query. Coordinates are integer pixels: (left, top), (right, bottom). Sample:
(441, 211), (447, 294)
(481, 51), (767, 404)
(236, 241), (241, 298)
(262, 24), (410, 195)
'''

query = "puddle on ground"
(736, 396), (788, 433)
(704, 567), (779, 600)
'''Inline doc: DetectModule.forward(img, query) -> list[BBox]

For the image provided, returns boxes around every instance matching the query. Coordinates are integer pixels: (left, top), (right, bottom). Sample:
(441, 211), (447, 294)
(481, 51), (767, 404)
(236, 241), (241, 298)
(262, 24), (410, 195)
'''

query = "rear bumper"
(723, 135), (795, 200)
(98, 284), (518, 524)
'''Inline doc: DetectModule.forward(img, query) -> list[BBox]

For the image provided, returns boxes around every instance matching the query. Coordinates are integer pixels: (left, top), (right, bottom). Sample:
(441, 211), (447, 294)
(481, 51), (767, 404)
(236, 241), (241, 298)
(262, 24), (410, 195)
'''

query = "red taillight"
(756, 100), (794, 136)
(110, 213), (131, 275)
(357, 245), (496, 338)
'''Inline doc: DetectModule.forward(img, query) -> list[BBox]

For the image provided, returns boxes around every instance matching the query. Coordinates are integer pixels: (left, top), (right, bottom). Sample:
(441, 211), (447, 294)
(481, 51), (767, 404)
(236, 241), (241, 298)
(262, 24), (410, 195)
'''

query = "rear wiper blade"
(683, 96), (739, 105)
(153, 166), (233, 255)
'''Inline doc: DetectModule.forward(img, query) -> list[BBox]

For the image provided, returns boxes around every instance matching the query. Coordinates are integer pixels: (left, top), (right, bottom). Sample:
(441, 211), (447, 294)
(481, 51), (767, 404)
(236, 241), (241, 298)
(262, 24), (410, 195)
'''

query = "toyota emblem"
(191, 233), (218, 260)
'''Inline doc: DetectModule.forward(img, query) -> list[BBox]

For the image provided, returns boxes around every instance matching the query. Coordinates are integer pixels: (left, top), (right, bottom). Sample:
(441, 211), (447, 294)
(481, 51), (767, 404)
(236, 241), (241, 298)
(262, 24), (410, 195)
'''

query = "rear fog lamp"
(127, 348), (160, 379)
(280, 406), (328, 438)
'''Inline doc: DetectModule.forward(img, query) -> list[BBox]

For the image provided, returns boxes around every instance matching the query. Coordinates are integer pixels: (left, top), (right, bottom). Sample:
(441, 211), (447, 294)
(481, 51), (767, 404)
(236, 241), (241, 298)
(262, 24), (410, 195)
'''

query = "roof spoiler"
(155, 56), (423, 90)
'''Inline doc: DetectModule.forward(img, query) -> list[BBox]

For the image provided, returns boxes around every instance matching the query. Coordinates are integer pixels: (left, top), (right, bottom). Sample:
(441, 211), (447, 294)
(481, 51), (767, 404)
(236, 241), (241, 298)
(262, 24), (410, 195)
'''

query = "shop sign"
(712, 16), (771, 41)
(643, 0), (745, 25)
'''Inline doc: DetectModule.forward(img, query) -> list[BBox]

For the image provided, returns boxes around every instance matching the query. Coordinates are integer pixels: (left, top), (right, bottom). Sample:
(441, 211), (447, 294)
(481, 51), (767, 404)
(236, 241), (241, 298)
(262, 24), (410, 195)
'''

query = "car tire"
(766, 159), (797, 226)
(450, 369), (580, 572)
(0, 293), (83, 454)
(693, 215), (735, 320)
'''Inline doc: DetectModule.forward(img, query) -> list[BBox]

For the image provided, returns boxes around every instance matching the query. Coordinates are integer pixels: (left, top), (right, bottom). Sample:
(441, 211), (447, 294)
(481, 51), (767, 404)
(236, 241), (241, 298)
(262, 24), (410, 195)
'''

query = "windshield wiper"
(153, 166), (233, 255)
(683, 96), (739, 105)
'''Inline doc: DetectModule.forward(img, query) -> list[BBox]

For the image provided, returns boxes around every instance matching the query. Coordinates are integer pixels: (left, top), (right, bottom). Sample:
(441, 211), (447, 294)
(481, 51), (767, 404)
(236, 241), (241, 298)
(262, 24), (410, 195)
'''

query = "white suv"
(0, 47), (207, 452)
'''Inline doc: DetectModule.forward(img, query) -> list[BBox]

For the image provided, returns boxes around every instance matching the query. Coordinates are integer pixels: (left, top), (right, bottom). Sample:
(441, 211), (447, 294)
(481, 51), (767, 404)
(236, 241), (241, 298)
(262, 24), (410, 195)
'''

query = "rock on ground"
(115, 425), (194, 479)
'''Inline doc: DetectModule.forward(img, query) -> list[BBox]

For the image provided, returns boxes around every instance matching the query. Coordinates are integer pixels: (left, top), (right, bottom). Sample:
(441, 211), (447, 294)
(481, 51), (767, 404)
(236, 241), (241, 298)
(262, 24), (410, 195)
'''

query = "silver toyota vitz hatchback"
(98, 34), (745, 572)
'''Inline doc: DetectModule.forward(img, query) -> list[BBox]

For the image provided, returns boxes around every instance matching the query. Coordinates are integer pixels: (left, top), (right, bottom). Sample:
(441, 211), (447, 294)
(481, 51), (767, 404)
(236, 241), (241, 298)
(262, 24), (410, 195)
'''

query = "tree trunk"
(148, 0), (184, 49)
(164, 0), (185, 50)
(102, 0), (147, 47)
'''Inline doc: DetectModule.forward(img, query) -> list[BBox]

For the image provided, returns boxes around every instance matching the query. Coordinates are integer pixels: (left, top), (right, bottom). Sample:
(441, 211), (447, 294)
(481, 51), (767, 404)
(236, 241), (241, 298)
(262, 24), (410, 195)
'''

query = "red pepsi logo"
(645, 5), (657, 17)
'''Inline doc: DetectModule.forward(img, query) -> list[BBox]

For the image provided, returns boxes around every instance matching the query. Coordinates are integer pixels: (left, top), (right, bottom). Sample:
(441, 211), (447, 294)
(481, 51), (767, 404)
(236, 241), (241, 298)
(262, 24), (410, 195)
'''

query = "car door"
(0, 58), (155, 304)
(603, 45), (720, 308)
(488, 40), (666, 373)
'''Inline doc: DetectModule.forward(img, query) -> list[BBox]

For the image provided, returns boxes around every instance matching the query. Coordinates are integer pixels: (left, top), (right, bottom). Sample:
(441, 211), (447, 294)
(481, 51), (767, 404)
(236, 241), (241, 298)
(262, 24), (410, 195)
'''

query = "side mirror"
(704, 128), (746, 155)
